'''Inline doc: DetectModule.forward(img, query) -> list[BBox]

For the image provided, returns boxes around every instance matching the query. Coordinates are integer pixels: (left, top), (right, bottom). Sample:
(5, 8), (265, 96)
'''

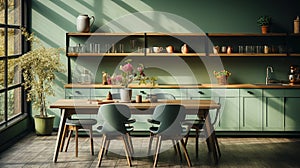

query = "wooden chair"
(184, 106), (221, 160)
(60, 118), (97, 157)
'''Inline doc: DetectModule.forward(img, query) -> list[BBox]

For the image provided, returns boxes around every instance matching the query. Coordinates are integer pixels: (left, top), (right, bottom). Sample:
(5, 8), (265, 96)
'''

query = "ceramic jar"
(181, 44), (188, 54)
(76, 14), (95, 33)
(166, 45), (174, 53)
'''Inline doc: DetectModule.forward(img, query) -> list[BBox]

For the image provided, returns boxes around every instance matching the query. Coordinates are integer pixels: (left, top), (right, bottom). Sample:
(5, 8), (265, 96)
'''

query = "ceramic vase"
(120, 88), (132, 102)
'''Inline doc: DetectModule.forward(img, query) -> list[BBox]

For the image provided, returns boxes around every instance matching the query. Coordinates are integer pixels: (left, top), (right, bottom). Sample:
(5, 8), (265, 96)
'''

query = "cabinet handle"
(198, 91), (204, 95)
(140, 91), (147, 95)
(247, 91), (254, 95)
(75, 91), (82, 95)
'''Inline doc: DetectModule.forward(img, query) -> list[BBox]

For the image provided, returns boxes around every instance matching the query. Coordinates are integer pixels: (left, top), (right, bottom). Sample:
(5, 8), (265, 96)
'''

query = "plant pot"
(34, 115), (55, 135)
(217, 76), (228, 85)
(261, 25), (269, 34)
(120, 88), (132, 102)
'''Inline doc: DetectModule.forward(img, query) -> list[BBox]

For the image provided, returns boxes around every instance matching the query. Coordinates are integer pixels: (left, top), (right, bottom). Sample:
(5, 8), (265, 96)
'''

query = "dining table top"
(50, 99), (220, 111)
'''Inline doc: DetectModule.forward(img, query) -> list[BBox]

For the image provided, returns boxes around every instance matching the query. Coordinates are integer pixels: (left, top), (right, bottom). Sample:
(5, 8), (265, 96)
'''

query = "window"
(0, 0), (26, 127)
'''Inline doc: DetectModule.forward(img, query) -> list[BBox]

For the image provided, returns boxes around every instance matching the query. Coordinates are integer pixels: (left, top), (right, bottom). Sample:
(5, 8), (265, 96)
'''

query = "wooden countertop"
(64, 83), (300, 89)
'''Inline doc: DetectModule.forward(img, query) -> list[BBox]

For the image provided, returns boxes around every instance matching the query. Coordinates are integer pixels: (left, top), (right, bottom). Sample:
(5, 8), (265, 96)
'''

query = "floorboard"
(0, 133), (300, 167)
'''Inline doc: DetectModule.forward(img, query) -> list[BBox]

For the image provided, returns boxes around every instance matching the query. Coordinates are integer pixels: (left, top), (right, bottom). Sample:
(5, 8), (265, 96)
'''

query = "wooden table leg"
(53, 109), (67, 162)
(204, 112), (219, 165)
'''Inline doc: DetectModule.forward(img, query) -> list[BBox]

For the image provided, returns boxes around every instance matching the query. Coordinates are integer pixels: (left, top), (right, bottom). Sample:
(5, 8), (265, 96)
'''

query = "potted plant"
(17, 28), (65, 135)
(110, 59), (157, 102)
(214, 70), (231, 85)
(257, 15), (271, 34)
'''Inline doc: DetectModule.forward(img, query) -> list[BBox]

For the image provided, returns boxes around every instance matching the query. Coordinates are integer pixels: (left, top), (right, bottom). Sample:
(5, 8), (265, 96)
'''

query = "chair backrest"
(97, 104), (131, 134)
(154, 93), (176, 100)
(152, 104), (185, 136)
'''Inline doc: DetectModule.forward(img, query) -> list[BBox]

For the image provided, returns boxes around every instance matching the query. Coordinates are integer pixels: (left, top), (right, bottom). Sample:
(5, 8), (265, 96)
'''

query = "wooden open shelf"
(210, 53), (287, 57)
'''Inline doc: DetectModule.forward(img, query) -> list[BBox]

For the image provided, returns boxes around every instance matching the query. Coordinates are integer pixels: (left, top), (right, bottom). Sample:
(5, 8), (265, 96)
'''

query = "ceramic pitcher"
(76, 14), (95, 33)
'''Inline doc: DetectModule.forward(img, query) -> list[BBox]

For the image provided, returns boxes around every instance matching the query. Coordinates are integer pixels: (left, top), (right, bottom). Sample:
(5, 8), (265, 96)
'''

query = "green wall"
(31, 0), (300, 127)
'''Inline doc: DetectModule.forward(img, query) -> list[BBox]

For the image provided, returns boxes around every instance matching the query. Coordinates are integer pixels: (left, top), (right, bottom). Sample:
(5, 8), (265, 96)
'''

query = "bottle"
(294, 16), (299, 34)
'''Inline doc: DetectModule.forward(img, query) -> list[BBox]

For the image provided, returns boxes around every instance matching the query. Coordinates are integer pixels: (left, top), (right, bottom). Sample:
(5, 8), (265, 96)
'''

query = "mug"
(153, 47), (163, 53)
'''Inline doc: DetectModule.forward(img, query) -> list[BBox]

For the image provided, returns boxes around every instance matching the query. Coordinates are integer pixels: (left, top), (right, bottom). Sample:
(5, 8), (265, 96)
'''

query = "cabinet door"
(213, 89), (239, 131)
(150, 88), (187, 99)
(285, 89), (300, 131)
(65, 88), (91, 99)
(187, 89), (240, 131)
(187, 89), (212, 100)
(263, 89), (285, 131)
(240, 89), (263, 131)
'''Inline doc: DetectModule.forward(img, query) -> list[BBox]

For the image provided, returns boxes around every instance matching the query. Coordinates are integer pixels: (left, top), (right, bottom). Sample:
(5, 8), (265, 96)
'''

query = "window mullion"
(3, 0), (8, 124)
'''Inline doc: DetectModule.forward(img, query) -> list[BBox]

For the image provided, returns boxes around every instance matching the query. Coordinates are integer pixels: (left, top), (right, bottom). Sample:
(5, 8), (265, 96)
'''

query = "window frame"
(0, 0), (29, 129)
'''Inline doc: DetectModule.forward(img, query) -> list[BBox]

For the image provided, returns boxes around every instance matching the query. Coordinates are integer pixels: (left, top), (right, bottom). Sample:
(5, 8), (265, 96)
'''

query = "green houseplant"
(17, 28), (65, 135)
(214, 70), (231, 85)
(257, 15), (271, 34)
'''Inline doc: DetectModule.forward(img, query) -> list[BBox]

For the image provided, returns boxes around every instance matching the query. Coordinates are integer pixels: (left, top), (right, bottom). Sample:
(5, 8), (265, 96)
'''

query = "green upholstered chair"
(96, 104), (134, 167)
(147, 104), (192, 167)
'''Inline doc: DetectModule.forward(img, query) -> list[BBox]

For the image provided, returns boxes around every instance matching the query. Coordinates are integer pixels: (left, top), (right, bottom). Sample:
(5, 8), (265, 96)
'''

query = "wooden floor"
(1, 132), (300, 167)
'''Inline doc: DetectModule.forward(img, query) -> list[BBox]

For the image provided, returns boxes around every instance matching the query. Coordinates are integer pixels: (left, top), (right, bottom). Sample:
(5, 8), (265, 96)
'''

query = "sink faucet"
(266, 66), (274, 84)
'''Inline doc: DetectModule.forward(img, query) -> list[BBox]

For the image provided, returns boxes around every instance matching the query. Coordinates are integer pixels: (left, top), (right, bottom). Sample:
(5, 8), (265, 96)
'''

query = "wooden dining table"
(50, 99), (221, 164)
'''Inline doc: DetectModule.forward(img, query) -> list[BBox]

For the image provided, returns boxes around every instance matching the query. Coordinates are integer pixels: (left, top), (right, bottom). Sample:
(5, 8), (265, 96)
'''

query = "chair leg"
(180, 139), (192, 167)
(204, 127), (212, 153)
(75, 127), (78, 157)
(126, 133), (134, 157)
(212, 132), (221, 158)
(64, 129), (72, 152)
(97, 135), (107, 167)
(175, 140), (182, 162)
(153, 136), (162, 167)
(184, 131), (190, 147)
(122, 136), (132, 167)
(172, 140), (178, 154)
(195, 127), (199, 158)
(60, 124), (68, 152)
(148, 133), (154, 155)
(88, 126), (94, 155)
(105, 140), (110, 155)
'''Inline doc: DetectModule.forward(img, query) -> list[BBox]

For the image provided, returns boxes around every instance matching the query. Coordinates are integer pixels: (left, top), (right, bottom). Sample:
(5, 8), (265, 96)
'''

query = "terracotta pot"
(217, 76), (228, 85)
(261, 26), (269, 34)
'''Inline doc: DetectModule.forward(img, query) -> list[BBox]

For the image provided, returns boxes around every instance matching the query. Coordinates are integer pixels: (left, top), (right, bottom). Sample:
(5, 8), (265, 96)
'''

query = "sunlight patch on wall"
(40, 1), (76, 20)
(103, 1), (131, 20)
(124, 0), (153, 11)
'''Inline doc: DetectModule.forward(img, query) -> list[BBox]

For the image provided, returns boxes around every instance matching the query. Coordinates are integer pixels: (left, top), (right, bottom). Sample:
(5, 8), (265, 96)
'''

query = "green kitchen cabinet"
(263, 89), (285, 131)
(187, 89), (240, 131)
(239, 89), (263, 131)
(65, 88), (93, 99)
(150, 88), (188, 99)
(215, 89), (240, 131)
(284, 89), (300, 131)
(187, 88), (212, 100)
